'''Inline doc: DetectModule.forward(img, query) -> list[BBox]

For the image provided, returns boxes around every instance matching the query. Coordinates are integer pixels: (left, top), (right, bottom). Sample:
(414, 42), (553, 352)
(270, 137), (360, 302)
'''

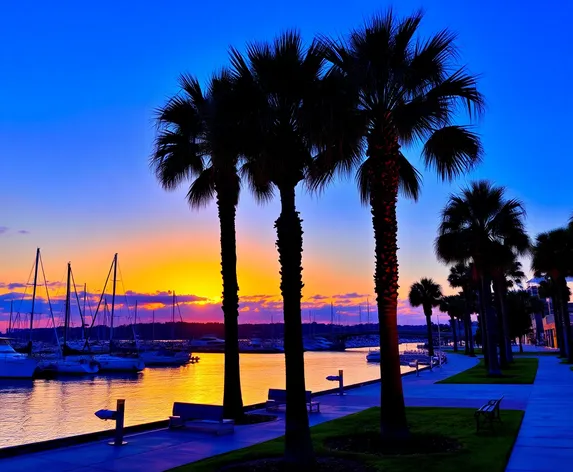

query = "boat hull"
(94, 355), (145, 372)
(38, 358), (99, 376)
(0, 355), (38, 379)
(140, 351), (190, 366)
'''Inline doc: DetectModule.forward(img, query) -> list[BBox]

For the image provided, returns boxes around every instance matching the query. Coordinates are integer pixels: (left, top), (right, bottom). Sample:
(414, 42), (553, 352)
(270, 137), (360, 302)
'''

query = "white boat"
(93, 354), (145, 372)
(366, 350), (380, 362)
(140, 349), (190, 366)
(38, 357), (99, 376)
(0, 338), (38, 379)
(189, 335), (225, 352)
(303, 336), (334, 351)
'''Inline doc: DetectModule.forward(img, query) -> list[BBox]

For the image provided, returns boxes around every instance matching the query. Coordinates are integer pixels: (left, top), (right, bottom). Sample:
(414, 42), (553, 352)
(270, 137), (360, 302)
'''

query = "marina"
(0, 347), (415, 449)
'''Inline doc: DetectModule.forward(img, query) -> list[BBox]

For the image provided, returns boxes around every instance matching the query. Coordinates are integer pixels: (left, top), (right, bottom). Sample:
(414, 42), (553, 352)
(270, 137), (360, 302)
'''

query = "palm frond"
(187, 166), (216, 209)
(422, 125), (483, 180)
(398, 153), (422, 200)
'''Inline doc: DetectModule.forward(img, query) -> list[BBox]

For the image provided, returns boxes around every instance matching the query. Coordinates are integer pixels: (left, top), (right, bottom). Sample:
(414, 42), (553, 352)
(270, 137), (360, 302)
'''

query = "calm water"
(0, 347), (414, 448)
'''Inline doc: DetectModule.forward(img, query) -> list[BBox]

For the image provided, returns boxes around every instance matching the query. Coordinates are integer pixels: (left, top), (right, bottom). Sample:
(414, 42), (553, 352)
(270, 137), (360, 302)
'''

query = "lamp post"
(436, 311), (442, 368)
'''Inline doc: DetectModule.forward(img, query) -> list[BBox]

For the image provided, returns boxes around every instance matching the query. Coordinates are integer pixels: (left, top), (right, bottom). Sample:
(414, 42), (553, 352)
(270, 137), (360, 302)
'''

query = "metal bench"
(474, 396), (504, 432)
(266, 388), (320, 413)
(169, 403), (234, 435)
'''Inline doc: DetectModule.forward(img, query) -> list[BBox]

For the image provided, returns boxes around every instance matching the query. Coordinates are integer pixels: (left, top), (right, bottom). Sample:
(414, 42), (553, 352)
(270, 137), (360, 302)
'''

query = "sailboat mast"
(82, 283), (87, 341)
(330, 302), (334, 335)
(171, 291), (175, 341)
(63, 262), (71, 354)
(152, 310), (155, 342)
(8, 300), (13, 334)
(366, 297), (370, 325)
(29, 247), (40, 342)
(134, 300), (138, 328)
(109, 253), (118, 351)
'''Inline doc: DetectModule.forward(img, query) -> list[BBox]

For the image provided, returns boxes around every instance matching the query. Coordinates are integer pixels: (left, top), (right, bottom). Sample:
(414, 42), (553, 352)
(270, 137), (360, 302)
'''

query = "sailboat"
(140, 291), (191, 366)
(91, 254), (145, 373)
(38, 262), (100, 376)
(0, 337), (38, 379)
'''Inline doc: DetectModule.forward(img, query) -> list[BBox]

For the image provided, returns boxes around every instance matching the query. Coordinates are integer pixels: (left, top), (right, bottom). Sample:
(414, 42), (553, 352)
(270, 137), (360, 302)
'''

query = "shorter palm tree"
(447, 262), (477, 356)
(440, 295), (465, 352)
(409, 278), (443, 356)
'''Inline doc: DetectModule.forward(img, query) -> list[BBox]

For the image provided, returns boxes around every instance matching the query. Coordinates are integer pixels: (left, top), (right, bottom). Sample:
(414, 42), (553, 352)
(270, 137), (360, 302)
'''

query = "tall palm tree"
(230, 32), (361, 467)
(151, 72), (262, 420)
(319, 10), (484, 437)
(436, 181), (530, 376)
(408, 278), (443, 356)
(447, 262), (476, 356)
(439, 294), (465, 352)
(532, 227), (573, 362)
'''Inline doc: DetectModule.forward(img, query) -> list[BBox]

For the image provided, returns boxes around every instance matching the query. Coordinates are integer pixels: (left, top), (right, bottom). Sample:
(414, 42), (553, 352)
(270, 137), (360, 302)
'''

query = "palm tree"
(436, 181), (530, 376)
(532, 227), (573, 362)
(538, 277), (568, 354)
(447, 262), (476, 356)
(151, 72), (261, 420)
(230, 32), (361, 467)
(439, 295), (465, 352)
(319, 10), (484, 437)
(409, 278), (443, 356)
(493, 256), (527, 365)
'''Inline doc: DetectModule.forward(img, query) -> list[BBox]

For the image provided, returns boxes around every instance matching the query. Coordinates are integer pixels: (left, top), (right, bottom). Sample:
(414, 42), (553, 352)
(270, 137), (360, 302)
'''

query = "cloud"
(308, 294), (328, 300)
(18, 230), (30, 234)
(0, 282), (28, 290)
(0, 227), (8, 235)
(333, 293), (368, 300)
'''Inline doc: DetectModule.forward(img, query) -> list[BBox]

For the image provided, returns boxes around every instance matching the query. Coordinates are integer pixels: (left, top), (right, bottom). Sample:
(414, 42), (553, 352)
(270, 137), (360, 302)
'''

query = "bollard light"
(95, 399), (127, 446)
(326, 369), (345, 396)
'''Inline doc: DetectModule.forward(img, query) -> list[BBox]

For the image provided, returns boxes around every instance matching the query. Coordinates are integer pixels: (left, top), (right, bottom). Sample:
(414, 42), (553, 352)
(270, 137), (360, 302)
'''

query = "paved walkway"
(0, 352), (566, 472)
(505, 356), (573, 472)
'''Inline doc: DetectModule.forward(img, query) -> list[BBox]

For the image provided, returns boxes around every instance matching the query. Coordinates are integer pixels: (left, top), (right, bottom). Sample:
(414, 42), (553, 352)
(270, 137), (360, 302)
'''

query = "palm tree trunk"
(480, 275), (501, 375)
(217, 190), (244, 421)
(463, 290), (475, 356)
(451, 316), (458, 352)
(369, 144), (408, 438)
(519, 335), (524, 353)
(424, 308), (434, 357)
(493, 279), (511, 367)
(552, 295), (566, 356)
(276, 185), (314, 467)
(557, 278), (573, 363)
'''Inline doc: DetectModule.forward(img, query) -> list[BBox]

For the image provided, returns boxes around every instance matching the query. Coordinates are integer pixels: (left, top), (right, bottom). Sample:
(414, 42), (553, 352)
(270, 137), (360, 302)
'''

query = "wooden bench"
(266, 388), (320, 413)
(474, 396), (503, 432)
(169, 403), (234, 435)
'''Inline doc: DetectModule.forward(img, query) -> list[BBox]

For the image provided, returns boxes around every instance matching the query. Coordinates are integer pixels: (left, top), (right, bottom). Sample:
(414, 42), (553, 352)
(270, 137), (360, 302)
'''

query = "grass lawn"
(438, 358), (538, 384)
(170, 407), (523, 472)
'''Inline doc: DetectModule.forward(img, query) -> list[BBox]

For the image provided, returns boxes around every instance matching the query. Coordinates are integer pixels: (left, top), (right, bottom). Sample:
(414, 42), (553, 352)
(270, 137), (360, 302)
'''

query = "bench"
(169, 403), (234, 435)
(474, 396), (503, 432)
(266, 388), (320, 413)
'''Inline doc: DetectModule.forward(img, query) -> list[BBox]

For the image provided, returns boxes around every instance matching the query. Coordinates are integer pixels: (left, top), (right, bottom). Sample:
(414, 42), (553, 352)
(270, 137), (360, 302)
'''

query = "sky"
(1, 0), (572, 331)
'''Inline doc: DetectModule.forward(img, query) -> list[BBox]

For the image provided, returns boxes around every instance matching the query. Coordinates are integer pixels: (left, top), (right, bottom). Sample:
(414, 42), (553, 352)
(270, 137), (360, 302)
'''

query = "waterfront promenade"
(0, 352), (569, 472)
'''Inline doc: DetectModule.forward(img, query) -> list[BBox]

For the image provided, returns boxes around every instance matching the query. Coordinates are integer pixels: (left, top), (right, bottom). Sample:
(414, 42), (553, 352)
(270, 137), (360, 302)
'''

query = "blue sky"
(0, 0), (572, 327)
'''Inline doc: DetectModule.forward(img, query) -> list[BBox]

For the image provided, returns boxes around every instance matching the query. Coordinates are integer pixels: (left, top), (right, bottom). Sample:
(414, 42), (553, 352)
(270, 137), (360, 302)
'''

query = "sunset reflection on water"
(0, 348), (413, 448)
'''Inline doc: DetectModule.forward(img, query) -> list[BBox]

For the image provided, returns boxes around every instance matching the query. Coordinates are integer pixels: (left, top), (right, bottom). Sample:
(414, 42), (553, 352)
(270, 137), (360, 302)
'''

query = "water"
(0, 347), (413, 449)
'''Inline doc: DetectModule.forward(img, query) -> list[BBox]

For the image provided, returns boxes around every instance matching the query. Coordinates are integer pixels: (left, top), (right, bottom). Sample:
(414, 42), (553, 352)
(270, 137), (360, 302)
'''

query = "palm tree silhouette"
(436, 181), (529, 375)
(319, 9), (484, 436)
(409, 278), (443, 356)
(151, 72), (270, 419)
(230, 32), (361, 466)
